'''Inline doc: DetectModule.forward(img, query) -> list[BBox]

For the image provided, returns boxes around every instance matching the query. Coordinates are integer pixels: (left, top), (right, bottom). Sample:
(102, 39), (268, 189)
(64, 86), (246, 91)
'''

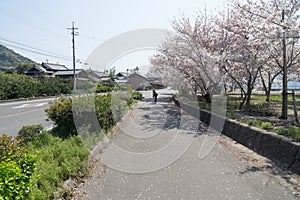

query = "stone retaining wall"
(173, 96), (300, 175)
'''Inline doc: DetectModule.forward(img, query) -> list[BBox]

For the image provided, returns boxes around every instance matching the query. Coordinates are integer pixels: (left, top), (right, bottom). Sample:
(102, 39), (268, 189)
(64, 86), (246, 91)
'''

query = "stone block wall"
(173, 96), (300, 175)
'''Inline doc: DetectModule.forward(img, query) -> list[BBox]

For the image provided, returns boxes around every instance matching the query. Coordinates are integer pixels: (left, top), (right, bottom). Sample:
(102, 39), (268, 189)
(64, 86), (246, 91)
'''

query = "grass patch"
(28, 132), (89, 199)
(276, 125), (300, 141)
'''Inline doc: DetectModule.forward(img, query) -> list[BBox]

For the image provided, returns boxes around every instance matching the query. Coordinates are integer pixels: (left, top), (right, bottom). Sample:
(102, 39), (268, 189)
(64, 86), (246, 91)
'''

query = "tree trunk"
(204, 92), (212, 103)
(245, 79), (253, 106)
(239, 95), (246, 110)
(246, 88), (252, 106)
(265, 89), (271, 102)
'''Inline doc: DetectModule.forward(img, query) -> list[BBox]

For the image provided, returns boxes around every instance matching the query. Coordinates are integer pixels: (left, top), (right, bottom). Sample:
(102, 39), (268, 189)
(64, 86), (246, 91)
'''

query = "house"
(54, 69), (89, 80)
(88, 71), (113, 82)
(41, 62), (69, 72)
(128, 72), (147, 90)
(145, 72), (165, 88)
(116, 72), (129, 79)
(26, 62), (90, 80)
(25, 64), (54, 78)
(0, 66), (15, 72)
(26, 62), (70, 78)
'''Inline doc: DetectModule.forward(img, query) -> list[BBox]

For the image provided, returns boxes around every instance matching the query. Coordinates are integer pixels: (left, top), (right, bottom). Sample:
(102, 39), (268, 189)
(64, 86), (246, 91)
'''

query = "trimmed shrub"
(95, 81), (115, 93)
(18, 124), (43, 143)
(0, 72), (71, 100)
(45, 97), (76, 138)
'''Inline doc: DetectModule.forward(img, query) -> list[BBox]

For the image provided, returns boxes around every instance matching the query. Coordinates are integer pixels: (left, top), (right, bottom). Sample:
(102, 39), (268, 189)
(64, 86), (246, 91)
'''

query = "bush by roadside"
(0, 90), (143, 199)
(27, 132), (89, 199)
(0, 130), (90, 200)
(0, 72), (71, 100)
(0, 134), (36, 199)
(45, 91), (142, 139)
(18, 124), (43, 143)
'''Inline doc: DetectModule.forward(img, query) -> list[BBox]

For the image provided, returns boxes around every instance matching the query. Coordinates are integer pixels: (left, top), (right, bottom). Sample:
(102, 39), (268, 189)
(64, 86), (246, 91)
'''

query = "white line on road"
(12, 102), (48, 109)
(12, 104), (30, 109)
(0, 98), (55, 107)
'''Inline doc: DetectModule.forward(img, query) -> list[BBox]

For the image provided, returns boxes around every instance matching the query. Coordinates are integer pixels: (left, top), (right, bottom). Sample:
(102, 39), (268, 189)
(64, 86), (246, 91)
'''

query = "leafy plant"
(0, 134), (36, 199)
(0, 72), (71, 100)
(28, 132), (89, 199)
(45, 97), (76, 138)
(18, 124), (43, 143)
(260, 122), (273, 131)
(95, 82), (114, 93)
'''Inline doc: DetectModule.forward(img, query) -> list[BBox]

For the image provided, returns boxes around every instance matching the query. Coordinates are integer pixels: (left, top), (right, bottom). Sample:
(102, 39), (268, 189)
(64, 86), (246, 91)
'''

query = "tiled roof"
(26, 65), (53, 74)
(128, 72), (147, 78)
(42, 62), (69, 71)
(54, 70), (82, 76)
(91, 71), (110, 78)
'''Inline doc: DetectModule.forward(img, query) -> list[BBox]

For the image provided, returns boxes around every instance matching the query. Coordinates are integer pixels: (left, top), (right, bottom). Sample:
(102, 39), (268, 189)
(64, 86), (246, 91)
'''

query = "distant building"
(25, 62), (91, 80)
(25, 64), (54, 78)
(54, 69), (89, 80)
(0, 66), (15, 72)
(145, 72), (165, 88)
(87, 71), (112, 82)
(115, 72), (129, 79)
(41, 62), (69, 72)
(128, 72), (147, 90)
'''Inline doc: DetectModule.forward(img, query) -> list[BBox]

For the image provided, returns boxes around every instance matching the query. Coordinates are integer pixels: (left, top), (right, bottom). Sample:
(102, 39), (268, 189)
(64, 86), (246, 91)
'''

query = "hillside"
(0, 44), (34, 67)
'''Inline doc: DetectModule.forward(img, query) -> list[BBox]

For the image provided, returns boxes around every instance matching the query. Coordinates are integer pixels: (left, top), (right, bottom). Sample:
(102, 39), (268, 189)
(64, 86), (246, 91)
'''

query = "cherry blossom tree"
(254, 0), (300, 102)
(151, 12), (223, 103)
(151, 0), (300, 111)
(216, 0), (276, 109)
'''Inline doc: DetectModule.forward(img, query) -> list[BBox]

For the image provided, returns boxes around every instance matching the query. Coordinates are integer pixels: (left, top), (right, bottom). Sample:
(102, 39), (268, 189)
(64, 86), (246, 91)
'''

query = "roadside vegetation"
(186, 92), (300, 142)
(0, 91), (142, 199)
(0, 72), (71, 100)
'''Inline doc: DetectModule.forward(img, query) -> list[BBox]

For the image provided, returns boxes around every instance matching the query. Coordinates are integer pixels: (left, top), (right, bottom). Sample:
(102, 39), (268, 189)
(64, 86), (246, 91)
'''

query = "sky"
(0, 0), (227, 73)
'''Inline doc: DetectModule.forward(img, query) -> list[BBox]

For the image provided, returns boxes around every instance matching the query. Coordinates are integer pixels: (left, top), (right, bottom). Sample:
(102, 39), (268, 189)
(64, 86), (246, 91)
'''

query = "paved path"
(75, 90), (300, 200)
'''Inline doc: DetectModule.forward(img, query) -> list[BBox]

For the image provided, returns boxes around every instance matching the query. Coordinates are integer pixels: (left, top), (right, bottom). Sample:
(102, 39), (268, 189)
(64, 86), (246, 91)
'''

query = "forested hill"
(0, 44), (33, 67)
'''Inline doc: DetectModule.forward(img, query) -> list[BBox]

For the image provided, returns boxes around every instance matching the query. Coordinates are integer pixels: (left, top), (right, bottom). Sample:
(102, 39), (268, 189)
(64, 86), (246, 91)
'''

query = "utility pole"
(237, 5), (294, 120)
(281, 9), (288, 120)
(67, 22), (78, 93)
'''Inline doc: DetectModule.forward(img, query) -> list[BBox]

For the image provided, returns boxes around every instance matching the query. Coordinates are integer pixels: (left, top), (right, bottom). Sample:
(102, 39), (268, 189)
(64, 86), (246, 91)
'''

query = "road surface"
(75, 90), (300, 200)
(0, 98), (54, 136)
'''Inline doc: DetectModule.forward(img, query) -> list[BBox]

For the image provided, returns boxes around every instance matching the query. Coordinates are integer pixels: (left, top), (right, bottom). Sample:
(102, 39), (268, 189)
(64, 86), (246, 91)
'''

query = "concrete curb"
(173, 96), (300, 175)
(0, 94), (71, 104)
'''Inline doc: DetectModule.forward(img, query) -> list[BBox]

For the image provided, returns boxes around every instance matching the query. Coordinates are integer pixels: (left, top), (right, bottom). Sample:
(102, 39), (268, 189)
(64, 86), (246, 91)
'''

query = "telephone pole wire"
(67, 22), (78, 93)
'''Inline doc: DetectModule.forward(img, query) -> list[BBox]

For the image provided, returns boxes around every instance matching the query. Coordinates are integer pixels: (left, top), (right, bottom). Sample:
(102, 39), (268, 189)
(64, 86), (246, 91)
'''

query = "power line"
(0, 40), (72, 61)
(0, 37), (71, 60)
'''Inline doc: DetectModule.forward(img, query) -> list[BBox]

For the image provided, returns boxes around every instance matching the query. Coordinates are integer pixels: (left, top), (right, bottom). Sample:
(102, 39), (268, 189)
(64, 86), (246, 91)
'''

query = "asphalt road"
(75, 90), (300, 200)
(0, 98), (54, 136)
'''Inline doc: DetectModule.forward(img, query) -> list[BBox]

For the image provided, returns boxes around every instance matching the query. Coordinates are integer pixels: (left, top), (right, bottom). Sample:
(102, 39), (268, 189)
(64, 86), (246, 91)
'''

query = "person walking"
(152, 90), (158, 103)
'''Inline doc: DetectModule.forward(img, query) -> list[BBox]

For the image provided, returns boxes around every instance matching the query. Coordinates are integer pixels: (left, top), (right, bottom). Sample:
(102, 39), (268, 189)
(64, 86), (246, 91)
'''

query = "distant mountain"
(0, 44), (34, 67)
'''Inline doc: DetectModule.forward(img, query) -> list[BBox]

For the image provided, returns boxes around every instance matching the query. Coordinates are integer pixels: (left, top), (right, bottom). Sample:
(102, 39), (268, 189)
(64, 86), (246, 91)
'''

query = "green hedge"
(95, 82), (114, 93)
(0, 72), (71, 100)
(45, 92), (137, 138)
